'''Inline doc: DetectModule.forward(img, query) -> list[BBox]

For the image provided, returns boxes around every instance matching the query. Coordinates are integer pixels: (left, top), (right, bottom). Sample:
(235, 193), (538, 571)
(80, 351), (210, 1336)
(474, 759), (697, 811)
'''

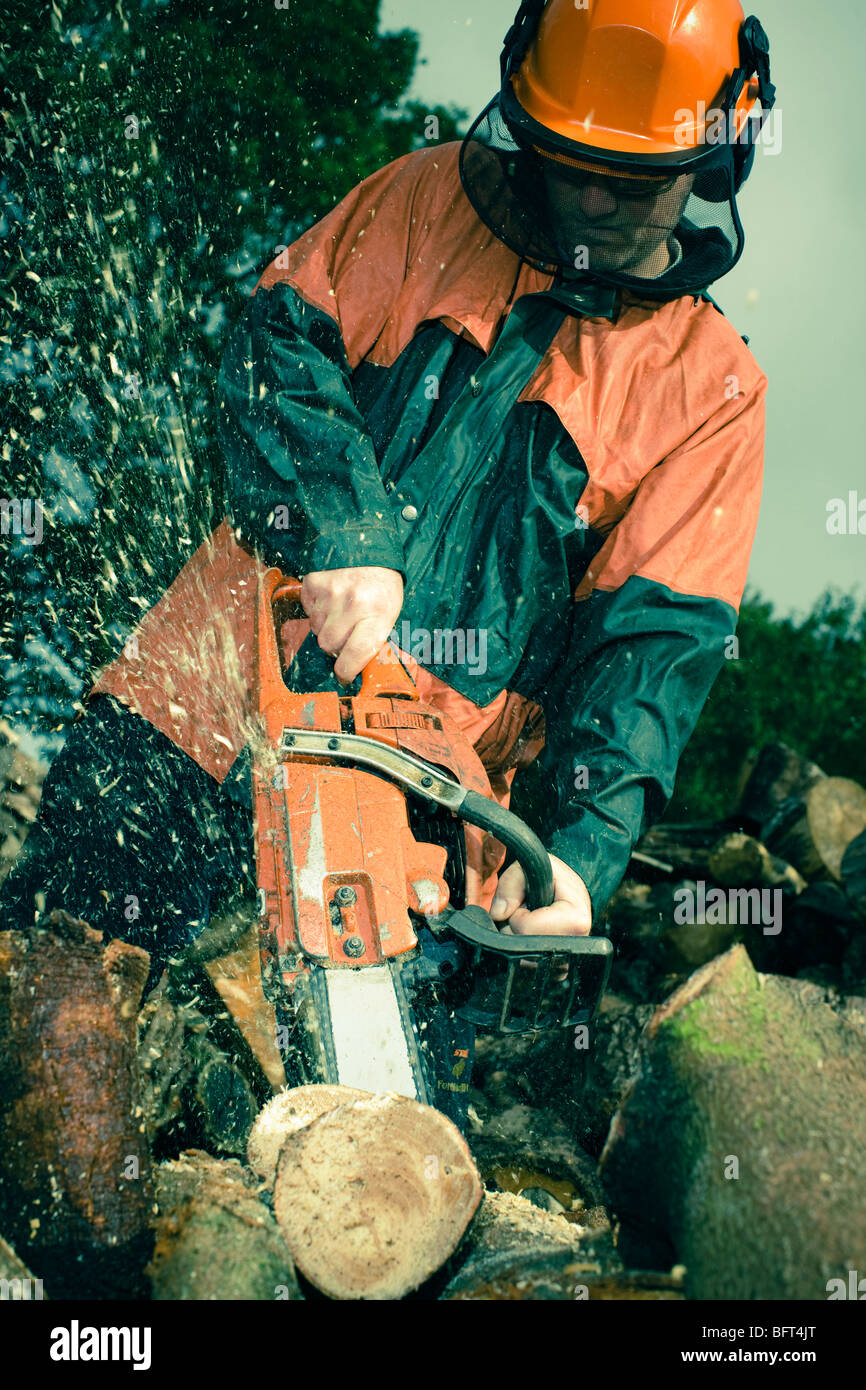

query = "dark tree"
(0, 0), (464, 752)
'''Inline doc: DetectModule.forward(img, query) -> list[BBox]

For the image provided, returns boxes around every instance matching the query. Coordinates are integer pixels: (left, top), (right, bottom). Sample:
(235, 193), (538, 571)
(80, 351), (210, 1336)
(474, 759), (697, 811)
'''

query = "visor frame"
(458, 92), (749, 301)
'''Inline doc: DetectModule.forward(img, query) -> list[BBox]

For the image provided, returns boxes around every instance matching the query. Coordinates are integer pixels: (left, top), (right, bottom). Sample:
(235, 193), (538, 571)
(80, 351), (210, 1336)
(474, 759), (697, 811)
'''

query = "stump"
(0, 910), (154, 1297)
(272, 1093), (482, 1299)
(600, 945), (866, 1299)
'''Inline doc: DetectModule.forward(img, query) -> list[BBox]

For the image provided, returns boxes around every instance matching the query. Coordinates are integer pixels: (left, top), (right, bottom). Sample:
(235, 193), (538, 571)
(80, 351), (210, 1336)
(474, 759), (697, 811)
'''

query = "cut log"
(633, 822), (730, 877)
(442, 1192), (683, 1301)
(192, 1055), (259, 1156)
(736, 742), (826, 834)
(148, 1150), (301, 1300)
(138, 967), (269, 1159)
(707, 831), (806, 894)
(0, 910), (154, 1298)
(763, 777), (866, 882)
(247, 1084), (369, 1187)
(842, 830), (866, 919)
(137, 975), (196, 1142)
(599, 945), (866, 1299)
(272, 1093), (482, 1299)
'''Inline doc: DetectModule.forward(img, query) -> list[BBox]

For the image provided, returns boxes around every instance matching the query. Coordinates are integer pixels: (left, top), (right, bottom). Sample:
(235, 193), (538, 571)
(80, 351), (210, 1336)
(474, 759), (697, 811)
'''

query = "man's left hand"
(489, 854), (593, 936)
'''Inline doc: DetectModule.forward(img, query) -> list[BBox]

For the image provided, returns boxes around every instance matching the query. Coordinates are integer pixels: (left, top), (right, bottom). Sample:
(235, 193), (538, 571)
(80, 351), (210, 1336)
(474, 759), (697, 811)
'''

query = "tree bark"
(0, 910), (154, 1298)
(599, 945), (866, 1299)
(735, 742), (826, 835)
(148, 1150), (301, 1300)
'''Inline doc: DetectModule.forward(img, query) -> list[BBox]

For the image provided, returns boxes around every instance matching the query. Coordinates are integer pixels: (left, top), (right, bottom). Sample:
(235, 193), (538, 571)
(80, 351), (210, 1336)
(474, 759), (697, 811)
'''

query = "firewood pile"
(1, 733), (865, 1300)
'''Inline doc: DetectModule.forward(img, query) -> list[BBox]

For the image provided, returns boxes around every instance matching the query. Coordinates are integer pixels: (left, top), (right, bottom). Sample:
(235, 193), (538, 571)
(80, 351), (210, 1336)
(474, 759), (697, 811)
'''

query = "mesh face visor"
(458, 94), (747, 300)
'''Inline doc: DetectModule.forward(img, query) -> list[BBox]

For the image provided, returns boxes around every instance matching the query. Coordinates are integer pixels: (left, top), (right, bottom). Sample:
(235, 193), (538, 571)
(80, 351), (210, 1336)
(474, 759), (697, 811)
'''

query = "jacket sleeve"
(216, 148), (442, 579)
(534, 373), (767, 918)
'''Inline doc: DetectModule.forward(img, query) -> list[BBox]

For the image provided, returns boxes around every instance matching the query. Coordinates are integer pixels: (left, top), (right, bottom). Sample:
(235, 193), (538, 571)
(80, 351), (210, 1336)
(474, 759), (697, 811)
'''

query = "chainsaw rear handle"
(458, 789), (554, 914)
(271, 574), (417, 701)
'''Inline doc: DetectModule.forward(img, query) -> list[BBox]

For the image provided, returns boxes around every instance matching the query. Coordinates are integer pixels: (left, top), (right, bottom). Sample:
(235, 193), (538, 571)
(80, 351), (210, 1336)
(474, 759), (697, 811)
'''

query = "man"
(1, 0), (774, 975)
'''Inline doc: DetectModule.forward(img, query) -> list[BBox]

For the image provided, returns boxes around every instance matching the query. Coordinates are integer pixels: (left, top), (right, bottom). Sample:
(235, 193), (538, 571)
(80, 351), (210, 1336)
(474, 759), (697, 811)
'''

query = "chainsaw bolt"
(328, 737), (340, 750)
(343, 936), (366, 958)
(335, 886), (358, 905)
(420, 774), (433, 787)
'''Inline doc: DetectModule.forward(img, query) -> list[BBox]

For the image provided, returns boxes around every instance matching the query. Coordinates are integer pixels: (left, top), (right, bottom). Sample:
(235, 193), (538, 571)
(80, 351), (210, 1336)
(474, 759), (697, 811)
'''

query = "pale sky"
(380, 0), (866, 619)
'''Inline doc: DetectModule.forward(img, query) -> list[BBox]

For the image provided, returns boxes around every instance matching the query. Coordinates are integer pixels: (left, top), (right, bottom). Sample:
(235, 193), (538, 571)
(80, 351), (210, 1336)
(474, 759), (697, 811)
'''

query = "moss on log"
(600, 945), (866, 1299)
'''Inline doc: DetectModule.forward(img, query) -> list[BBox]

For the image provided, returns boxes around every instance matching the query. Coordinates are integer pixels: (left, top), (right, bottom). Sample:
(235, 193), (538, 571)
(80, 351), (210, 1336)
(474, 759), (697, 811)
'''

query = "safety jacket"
(87, 141), (767, 918)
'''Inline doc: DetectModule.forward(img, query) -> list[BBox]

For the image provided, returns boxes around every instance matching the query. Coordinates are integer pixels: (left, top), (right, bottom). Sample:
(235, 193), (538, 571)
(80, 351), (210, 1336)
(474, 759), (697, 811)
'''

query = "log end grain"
(247, 1084), (369, 1187)
(272, 1094), (482, 1300)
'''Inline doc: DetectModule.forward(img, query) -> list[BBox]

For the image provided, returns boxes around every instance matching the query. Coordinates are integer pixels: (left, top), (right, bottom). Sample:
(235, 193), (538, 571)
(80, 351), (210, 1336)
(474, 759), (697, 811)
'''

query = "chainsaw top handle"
(271, 574), (418, 702)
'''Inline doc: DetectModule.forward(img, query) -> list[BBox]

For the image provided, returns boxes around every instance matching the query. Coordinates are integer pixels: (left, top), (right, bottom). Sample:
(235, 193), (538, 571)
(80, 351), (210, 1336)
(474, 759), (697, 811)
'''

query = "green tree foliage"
(0, 0), (464, 747)
(668, 589), (866, 822)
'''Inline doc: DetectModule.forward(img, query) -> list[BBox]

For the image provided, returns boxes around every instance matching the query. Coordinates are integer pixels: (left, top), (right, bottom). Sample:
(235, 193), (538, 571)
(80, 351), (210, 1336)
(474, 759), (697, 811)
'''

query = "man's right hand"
(300, 567), (404, 685)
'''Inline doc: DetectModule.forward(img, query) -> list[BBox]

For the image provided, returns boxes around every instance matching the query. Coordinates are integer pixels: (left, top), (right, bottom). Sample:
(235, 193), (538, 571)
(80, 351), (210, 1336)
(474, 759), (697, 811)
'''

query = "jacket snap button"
(470, 377), (482, 397)
(401, 504), (418, 521)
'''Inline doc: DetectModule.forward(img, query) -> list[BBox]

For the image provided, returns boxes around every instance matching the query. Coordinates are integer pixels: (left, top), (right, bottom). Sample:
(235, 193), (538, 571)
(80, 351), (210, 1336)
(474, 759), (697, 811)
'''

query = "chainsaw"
(252, 569), (612, 1128)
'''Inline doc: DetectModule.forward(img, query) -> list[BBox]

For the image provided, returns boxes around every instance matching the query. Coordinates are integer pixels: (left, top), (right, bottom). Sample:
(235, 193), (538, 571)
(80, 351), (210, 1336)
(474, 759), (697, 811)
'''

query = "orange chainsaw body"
(253, 569), (495, 1000)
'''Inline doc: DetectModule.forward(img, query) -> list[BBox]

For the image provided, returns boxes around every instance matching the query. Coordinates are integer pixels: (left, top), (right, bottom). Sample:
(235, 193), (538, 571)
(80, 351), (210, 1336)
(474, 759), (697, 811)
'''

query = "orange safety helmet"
(501, 0), (774, 179)
(458, 0), (776, 296)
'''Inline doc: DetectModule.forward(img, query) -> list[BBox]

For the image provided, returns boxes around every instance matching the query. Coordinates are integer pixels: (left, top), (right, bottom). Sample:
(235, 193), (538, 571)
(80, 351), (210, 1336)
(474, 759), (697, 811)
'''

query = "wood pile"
(2, 737), (866, 1300)
(609, 742), (866, 990)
